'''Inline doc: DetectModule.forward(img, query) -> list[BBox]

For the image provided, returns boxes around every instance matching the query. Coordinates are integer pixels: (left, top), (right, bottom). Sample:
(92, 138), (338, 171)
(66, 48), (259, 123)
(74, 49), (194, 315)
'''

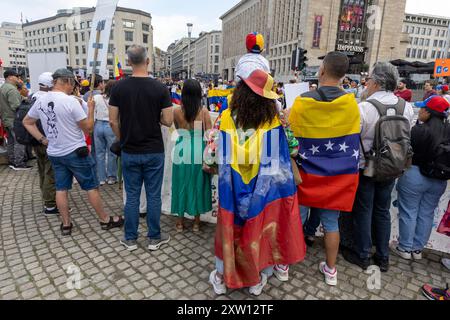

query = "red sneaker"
(421, 284), (450, 301)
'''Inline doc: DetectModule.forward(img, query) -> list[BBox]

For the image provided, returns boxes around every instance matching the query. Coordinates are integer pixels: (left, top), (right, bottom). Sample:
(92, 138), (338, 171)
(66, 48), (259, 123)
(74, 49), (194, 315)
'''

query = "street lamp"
(187, 23), (193, 79)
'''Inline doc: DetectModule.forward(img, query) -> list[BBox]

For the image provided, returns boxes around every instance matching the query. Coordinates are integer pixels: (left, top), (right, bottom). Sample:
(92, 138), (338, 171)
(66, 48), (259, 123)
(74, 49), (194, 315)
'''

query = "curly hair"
(230, 81), (277, 130)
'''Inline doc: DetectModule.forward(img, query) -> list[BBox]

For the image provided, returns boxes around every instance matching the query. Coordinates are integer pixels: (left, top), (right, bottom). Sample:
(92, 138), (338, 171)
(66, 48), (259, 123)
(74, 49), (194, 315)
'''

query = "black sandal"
(60, 223), (73, 237)
(100, 216), (124, 230)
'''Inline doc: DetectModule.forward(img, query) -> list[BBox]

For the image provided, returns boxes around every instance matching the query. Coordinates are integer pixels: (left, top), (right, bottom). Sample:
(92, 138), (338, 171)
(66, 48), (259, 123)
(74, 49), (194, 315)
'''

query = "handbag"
(437, 200), (450, 237)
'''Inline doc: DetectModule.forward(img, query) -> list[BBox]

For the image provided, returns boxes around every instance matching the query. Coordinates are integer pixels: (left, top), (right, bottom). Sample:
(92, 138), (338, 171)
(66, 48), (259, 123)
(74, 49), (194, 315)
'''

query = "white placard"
(86, 0), (119, 79)
(27, 52), (67, 94)
(284, 82), (310, 109)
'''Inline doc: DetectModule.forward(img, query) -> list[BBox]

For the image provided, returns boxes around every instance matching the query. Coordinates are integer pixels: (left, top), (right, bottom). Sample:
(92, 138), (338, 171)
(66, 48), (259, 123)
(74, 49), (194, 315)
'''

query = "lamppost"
(187, 23), (193, 79)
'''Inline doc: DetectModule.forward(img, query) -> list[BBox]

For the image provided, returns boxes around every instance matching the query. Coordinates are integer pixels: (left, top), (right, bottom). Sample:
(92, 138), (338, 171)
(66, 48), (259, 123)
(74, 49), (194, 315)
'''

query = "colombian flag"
(215, 109), (306, 289)
(289, 94), (361, 212)
(171, 90), (182, 105)
(208, 89), (233, 113)
(114, 56), (124, 80)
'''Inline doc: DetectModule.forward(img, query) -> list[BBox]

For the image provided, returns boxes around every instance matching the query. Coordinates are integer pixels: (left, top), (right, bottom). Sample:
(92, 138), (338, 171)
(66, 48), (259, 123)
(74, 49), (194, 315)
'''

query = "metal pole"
(187, 36), (191, 79)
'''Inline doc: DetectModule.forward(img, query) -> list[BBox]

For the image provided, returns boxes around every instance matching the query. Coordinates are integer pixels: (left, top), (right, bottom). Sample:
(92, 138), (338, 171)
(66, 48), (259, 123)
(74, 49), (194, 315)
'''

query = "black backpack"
(13, 96), (42, 146)
(420, 122), (450, 181)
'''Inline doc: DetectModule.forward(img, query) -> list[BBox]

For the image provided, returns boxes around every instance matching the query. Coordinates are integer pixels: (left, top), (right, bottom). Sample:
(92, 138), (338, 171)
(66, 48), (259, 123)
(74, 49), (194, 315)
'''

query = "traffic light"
(291, 48), (308, 71)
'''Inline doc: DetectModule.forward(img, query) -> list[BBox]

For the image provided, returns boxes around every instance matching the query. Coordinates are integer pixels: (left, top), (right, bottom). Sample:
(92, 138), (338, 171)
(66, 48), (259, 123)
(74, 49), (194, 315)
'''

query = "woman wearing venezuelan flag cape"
(207, 69), (306, 296)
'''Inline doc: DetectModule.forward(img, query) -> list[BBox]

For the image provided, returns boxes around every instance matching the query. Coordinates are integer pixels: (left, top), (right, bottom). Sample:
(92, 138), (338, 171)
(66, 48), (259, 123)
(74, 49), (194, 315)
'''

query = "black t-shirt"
(109, 77), (172, 154)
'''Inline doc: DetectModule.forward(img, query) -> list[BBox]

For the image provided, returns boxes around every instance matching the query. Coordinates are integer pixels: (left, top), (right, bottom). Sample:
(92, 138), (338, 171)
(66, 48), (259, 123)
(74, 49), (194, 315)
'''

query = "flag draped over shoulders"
(289, 94), (361, 212)
(215, 109), (306, 289)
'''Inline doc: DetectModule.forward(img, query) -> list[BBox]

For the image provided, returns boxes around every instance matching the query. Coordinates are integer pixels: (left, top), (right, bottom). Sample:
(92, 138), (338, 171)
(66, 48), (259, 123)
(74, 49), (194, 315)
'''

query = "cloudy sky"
(0, 0), (447, 50)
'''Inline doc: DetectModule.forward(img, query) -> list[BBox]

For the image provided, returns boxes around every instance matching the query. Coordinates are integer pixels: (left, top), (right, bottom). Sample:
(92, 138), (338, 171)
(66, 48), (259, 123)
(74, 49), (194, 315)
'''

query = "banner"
(312, 15), (322, 48)
(86, 0), (119, 79)
(27, 52), (67, 93)
(434, 59), (450, 78)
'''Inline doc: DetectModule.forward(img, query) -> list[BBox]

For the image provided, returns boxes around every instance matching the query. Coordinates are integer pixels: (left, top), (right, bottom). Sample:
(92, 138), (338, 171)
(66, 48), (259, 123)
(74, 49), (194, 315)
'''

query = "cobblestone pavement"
(0, 164), (449, 300)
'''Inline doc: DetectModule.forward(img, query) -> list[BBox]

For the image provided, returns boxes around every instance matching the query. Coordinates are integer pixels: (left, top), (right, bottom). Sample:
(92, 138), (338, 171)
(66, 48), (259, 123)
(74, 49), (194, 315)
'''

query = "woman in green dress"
(171, 79), (213, 232)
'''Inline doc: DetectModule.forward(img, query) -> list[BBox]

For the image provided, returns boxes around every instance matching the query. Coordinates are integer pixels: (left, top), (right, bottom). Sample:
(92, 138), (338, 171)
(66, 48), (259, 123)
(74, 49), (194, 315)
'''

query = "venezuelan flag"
(171, 90), (182, 105)
(208, 89), (233, 113)
(289, 93), (361, 212)
(215, 109), (306, 289)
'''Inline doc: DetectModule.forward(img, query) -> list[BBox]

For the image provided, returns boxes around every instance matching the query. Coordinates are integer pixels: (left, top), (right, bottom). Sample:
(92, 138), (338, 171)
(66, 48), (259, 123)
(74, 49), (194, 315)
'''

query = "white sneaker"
(249, 273), (268, 296)
(99, 181), (106, 186)
(412, 251), (423, 261)
(319, 262), (337, 286)
(273, 265), (289, 282)
(442, 258), (450, 271)
(209, 270), (227, 295)
(390, 245), (412, 260)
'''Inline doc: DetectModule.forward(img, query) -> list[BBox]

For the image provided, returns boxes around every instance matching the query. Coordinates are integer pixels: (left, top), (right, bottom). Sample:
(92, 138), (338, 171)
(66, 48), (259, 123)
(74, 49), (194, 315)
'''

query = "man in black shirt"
(109, 45), (173, 252)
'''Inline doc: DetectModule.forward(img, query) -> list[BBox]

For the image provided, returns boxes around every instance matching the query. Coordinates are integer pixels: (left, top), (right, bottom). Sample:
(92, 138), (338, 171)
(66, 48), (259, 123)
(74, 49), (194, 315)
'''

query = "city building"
(403, 13), (450, 62)
(221, 0), (409, 82)
(153, 47), (168, 77)
(193, 30), (222, 79)
(169, 37), (190, 79)
(0, 22), (27, 73)
(23, 6), (153, 78)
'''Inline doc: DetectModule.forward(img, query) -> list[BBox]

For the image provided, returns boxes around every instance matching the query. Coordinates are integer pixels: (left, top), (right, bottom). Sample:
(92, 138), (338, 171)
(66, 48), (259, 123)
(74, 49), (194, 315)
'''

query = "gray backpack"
(362, 98), (413, 181)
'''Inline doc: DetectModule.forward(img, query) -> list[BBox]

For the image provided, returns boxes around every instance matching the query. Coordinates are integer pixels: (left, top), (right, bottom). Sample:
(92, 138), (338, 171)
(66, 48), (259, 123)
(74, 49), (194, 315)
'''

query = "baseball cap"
(437, 84), (449, 92)
(239, 69), (279, 100)
(246, 32), (265, 54)
(38, 72), (54, 88)
(3, 70), (20, 79)
(415, 95), (450, 115)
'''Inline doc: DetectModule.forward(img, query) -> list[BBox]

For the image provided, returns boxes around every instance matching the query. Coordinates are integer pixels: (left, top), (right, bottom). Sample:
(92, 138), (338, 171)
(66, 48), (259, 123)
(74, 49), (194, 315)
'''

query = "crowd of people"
(0, 31), (449, 300)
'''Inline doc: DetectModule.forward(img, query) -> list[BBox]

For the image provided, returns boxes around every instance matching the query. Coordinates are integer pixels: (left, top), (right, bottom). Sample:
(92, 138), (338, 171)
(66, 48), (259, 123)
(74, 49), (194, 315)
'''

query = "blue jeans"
(397, 166), (447, 252)
(300, 207), (322, 237)
(352, 173), (395, 261)
(122, 152), (165, 241)
(300, 207), (340, 233)
(93, 121), (117, 182)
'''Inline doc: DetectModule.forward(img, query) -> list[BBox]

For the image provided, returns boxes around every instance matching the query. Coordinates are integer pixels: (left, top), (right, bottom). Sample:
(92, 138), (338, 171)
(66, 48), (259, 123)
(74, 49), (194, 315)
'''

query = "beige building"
(0, 22), (27, 72)
(23, 7), (153, 77)
(402, 13), (450, 62)
(221, 0), (409, 82)
(153, 47), (169, 77)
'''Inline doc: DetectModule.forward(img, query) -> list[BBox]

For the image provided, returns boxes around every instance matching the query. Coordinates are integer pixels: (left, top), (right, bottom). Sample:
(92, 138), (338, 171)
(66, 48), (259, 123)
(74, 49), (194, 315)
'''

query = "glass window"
(412, 48), (416, 58)
(419, 38), (424, 46)
(423, 50), (428, 59)
(60, 46), (64, 52)
(414, 38), (418, 45)
(75, 46), (79, 55)
(108, 44), (114, 54)
(406, 48), (411, 58)
(59, 34), (63, 42)
(215, 45), (219, 53)
(436, 29), (440, 36)
(439, 40), (444, 47)
(83, 59), (86, 66)
(76, 59), (79, 65)
(428, 28), (432, 36)
(417, 49), (422, 58)
(142, 23), (150, 32)
(432, 50), (436, 59)
(123, 20), (135, 29)
(80, 22), (84, 29)
(421, 28), (426, 35)
(125, 31), (133, 42)
(52, 27), (55, 33)
(434, 40), (438, 47)
(425, 39), (430, 46)
(143, 34), (148, 44)
(81, 32), (85, 42)
(74, 33), (78, 42)
(416, 27), (420, 35)
(82, 45), (86, 54)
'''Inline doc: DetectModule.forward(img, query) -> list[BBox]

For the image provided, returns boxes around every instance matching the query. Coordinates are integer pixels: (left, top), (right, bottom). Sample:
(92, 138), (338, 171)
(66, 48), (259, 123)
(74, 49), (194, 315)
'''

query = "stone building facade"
(23, 7), (153, 77)
(0, 22), (27, 72)
(221, 0), (409, 82)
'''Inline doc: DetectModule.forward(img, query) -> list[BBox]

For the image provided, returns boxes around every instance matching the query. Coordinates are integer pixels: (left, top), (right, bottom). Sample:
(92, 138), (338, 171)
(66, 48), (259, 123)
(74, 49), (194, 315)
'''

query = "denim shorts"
(300, 207), (341, 233)
(49, 150), (99, 191)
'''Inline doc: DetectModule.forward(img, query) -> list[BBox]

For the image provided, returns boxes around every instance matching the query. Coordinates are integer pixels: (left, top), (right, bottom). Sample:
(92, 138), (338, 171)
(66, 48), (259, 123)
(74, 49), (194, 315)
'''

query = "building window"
(107, 58), (114, 66)
(439, 40), (444, 47)
(442, 30), (447, 37)
(60, 46), (64, 52)
(425, 39), (430, 47)
(123, 20), (135, 29)
(423, 50), (428, 59)
(53, 36), (56, 44)
(419, 38), (424, 46)
(74, 33), (79, 42)
(83, 59), (86, 66)
(125, 31), (133, 42)
(412, 48), (416, 58)
(428, 28), (432, 36)
(142, 23), (150, 32)
(52, 27), (55, 33)
(80, 22), (85, 30)
(215, 45), (219, 53)
(125, 45), (130, 53)
(75, 46), (79, 55)
(87, 21), (92, 28)
(65, 34), (68, 42)
(58, 25), (62, 31)
(81, 32), (85, 42)
(414, 38), (418, 45)
(432, 50), (436, 59)
(417, 49), (422, 58)
(436, 29), (440, 36)
(143, 34), (148, 44)
(214, 56), (219, 63)
(108, 44), (114, 54)
(82, 45), (86, 54)
(76, 59), (79, 66)
(434, 40), (438, 47)
(406, 48), (411, 58)
(59, 34), (63, 42)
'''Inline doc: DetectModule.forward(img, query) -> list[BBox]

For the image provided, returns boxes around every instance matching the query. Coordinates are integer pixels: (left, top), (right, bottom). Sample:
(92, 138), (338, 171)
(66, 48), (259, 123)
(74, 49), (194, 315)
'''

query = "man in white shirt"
(343, 62), (415, 273)
(23, 69), (124, 237)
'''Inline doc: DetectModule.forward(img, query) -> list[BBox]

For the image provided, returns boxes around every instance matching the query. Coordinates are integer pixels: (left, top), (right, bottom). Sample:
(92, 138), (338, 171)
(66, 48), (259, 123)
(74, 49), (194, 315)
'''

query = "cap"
(3, 70), (20, 79)
(437, 84), (449, 92)
(415, 95), (450, 115)
(81, 79), (90, 87)
(38, 72), (54, 89)
(246, 32), (265, 54)
(239, 69), (279, 100)
(52, 68), (75, 80)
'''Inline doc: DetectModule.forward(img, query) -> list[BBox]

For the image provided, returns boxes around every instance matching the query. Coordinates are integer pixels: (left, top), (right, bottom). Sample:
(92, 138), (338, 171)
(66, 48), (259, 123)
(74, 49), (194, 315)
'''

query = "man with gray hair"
(109, 45), (173, 252)
(342, 62), (415, 273)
